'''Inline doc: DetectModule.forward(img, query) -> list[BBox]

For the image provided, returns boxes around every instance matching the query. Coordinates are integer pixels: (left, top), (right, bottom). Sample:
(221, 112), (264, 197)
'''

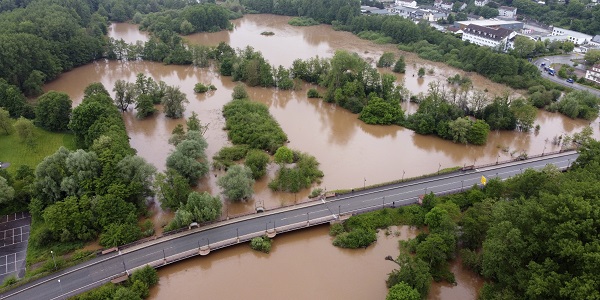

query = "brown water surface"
(149, 225), (418, 300)
(42, 18), (599, 299)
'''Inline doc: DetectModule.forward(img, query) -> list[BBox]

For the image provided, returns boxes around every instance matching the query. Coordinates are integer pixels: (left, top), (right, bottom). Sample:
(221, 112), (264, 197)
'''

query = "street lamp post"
(236, 228), (239, 240)
(496, 154), (500, 164)
(58, 279), (63, 299)
(363, 178), (366, 189)
(438, 163), (441, 174)
(50, 250), (57, 269)
(402, 170), (405, 181)
(382, 196), (385, 208)
(461, 180), (464, 192)
(338, 205), (341, 215)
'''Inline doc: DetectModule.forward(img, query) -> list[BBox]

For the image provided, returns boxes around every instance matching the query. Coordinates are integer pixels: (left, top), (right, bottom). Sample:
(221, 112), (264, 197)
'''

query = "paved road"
(0, 151), (579, 300)
(533, 55), (600, 97)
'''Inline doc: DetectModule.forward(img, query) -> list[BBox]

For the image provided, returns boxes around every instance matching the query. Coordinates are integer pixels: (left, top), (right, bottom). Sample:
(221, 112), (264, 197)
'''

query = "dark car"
(567, 78), (574, 83)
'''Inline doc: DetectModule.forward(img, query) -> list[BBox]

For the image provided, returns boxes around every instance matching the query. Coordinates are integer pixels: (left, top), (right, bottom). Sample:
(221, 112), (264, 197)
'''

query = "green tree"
(83, 82), (110, 98)
(448, 117), (471, 144)
(244, 149), (270, 179)
(274, 146), (294, 164)
(23, 70), (46, 97)
(13, 117), (36, 148)
(232, 83), (249, 99)
(155, 169), (191, 210)
(135, 94), (157, 119)
(467, 119), (490, 145)
(34, 91), (72, 131)
(166, 131), (209, 185)
(386, 255), (432, 297)
(217, 165), (254, 201)
(377, 52), (395, 68)
(113, 80), (137, 112)
(359, 96), (404, 125)
(509, 98), (537, 131)
(162, 86), (188, 118)
(584, 49), (600, 65)
(392, 56), (406, 73)
(185, 191), (222, 222)
(0, 108), (13, 135)
(43, 195), (96, 242)
(187, 111), (201, 131)
(0, 80), (29, 117)
(511, 35), (536, 58)
(129, 265), (159, 287)
(99, 222), (142, 247)
(418, 67), (425, 78)
(0, 177), (15, 205)
(386, 282), (420, 300)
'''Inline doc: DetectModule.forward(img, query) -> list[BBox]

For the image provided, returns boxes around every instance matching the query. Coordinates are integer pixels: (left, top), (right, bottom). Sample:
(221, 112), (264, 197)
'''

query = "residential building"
(474, 0), (489, 7)
(390, 5), (416, 18)
(434, 0), (453, 10)
(498, 6), (517, 19)
(589, 35), (600, 47)
(395, 0), (418, 8)
(585, 64), (600, 84)
(462, 23), (516, 51)
(551, 27), (592, 45)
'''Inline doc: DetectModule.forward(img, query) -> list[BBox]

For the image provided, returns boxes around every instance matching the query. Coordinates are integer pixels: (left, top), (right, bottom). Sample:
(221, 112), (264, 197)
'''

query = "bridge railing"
(116, 149), (577, 252)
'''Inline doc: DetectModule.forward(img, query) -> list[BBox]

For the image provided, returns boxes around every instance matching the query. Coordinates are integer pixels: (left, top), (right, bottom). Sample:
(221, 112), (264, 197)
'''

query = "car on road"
(566, 78), (574, 83)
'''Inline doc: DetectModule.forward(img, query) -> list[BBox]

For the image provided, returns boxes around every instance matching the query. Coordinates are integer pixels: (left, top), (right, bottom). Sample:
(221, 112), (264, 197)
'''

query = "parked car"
(567, 78), (574, 83)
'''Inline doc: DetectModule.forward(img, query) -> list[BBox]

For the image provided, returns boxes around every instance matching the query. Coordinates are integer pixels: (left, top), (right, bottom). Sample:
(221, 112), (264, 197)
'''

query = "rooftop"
(464, 24), (513, 41)
(457, 20), (522, 27)
(498, 6), (517, 11)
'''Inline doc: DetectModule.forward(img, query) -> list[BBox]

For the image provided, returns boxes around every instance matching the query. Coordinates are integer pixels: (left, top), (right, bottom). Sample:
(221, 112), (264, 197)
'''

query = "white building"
(474, 0), (489, 7)
(551, 27), (592, 45)
(395, 0), (418, 8)
(585, 64), (600, 85)
(462, 24), (516, 51)
(588, 35), (600, 47)
(498, 6), (517, 19)
(433, 0), (453, 10)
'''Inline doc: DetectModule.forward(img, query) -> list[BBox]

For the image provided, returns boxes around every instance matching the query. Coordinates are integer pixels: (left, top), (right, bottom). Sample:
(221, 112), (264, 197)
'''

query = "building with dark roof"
(462, 24), (516, 51)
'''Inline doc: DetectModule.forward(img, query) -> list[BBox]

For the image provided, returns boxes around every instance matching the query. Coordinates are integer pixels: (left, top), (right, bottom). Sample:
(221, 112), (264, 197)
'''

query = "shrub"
(1, 275), (17, 288)
(307, 88), (321, 98)
(129, 265), (159, 287)
(288, 17), (319, 26)
(332, 228), (377, 248)
(194, 83), (209, 93)
(309, 188), (323, 198)
(223, 99), (287, 153)
(329, 223), (345, 236)
(250, 236), (272, 253)
(244, 149), (270, 179)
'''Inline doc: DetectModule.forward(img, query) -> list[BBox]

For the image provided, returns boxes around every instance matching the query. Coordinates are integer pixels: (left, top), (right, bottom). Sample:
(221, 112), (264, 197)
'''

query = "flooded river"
(42, 16), (598, 299)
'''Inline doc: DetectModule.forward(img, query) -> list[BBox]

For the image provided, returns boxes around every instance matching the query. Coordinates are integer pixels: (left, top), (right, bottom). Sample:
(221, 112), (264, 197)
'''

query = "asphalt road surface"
(533, 55), (600, 97)
(0, 151), (579, 300)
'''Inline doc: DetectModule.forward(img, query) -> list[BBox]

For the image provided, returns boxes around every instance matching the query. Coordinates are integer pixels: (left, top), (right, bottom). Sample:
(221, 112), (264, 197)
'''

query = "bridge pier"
(199, 246), (211, 256)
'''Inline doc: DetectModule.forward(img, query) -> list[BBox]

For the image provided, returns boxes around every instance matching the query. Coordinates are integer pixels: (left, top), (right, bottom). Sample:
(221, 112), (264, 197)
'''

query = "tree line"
(25, 83), (158, 249)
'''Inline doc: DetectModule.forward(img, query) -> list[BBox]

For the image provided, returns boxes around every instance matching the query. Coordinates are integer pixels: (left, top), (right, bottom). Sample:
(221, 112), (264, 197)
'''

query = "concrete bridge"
(0, 150), (578, 300)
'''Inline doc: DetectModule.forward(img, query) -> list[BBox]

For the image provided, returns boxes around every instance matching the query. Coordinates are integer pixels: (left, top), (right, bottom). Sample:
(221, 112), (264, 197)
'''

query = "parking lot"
(0, 212), (31, 282)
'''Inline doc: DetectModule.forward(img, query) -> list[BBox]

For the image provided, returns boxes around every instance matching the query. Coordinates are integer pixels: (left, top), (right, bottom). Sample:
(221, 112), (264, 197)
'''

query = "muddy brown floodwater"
(149, 225), (421, 300)
(42, 15), (599, 299)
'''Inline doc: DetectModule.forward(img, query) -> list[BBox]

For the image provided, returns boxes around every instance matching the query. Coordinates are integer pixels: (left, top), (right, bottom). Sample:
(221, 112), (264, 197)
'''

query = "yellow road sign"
(481, 175), (487, 186)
